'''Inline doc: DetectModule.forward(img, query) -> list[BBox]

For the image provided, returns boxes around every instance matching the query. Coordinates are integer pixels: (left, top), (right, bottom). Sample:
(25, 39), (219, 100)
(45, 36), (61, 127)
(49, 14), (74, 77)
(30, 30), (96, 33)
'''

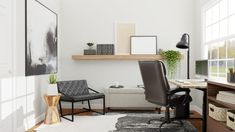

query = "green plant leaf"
(160, 50), (182, 78)
(49, 74), (57, 84)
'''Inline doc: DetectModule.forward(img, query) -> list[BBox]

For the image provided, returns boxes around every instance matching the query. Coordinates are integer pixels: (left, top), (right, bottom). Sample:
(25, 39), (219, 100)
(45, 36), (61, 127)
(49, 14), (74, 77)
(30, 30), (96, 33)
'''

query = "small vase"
(89, 46), (92, 50)
(47, 84), (58, 95)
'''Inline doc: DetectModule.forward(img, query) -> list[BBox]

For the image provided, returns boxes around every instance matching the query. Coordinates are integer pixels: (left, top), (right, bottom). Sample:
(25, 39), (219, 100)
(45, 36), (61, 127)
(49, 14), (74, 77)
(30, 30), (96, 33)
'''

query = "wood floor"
(188, 111), (202, 132)
(27, 109), (202, 132)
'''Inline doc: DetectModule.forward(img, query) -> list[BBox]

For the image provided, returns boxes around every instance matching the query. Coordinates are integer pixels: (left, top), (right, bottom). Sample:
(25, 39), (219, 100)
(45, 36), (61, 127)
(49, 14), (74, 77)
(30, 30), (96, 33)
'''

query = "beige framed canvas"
(115, 22), (135, 55)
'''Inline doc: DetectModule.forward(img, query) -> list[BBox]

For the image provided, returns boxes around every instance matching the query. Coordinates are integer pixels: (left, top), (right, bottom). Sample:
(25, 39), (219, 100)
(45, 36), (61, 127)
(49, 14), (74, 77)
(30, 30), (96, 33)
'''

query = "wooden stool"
(44, 94), (61, 124)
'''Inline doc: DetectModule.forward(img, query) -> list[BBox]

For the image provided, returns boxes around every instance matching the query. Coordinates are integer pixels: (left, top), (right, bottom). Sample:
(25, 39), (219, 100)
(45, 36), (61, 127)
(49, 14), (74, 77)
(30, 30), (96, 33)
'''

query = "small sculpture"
(87, 42), (94, 49)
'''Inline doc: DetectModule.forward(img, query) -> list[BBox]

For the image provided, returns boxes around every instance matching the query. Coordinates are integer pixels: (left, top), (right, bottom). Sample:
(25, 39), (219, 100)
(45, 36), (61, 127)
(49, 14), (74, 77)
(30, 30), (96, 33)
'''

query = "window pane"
(210, 73), (218, 77)
(206, 26), (212, 42)
(211, 44), (218, 59)
(212, 23), (219, 40)
(219, 60), (226, 77)
(227, 59), (235, 69)
(209, 61), (218, 75)
(212, 4), (219, 23)
(229, 15), (235, 35)
(204, 1), (235, 79)
(206, 9), (212, 26)
(229, 0), (235, 15)
(218, 42), (226, 59)
(220, 0), (228, 19)
(205, 45), (209, 59)
(208, 45), (212, 59)
(220, 19), (228, 37)
(228, 39), (235, 58)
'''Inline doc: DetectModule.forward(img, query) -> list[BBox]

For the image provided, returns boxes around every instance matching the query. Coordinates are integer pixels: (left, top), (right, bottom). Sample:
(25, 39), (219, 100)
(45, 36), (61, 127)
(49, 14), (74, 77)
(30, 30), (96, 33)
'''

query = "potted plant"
(160, 50), (182, 79)
(227, 68), (235, 83)
(47, 74), (58, 95)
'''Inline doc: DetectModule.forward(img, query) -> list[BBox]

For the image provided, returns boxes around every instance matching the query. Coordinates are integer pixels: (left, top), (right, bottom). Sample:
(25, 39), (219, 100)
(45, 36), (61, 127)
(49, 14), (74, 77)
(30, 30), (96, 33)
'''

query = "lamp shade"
(176, 34), (189, 49)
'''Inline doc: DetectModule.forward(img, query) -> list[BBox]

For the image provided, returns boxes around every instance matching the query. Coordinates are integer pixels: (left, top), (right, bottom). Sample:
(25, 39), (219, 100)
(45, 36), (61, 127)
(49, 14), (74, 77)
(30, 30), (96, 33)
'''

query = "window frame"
(202, 0), (235, 79)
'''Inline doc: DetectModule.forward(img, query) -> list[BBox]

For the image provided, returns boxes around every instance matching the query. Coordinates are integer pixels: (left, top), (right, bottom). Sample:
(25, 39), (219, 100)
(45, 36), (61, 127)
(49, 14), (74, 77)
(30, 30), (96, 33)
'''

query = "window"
(203, 0), (235, 78)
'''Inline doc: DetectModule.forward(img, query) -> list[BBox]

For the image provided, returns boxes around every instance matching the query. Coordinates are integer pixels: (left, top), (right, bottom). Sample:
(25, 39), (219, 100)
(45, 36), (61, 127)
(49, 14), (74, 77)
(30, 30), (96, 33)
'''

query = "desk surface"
(169, 79), (207, 88)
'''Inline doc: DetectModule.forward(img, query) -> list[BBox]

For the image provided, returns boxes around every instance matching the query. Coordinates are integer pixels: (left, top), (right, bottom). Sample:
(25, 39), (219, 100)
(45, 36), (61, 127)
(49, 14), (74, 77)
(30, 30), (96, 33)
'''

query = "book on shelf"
(218, 91), (235, 97)
(216, 93), (235, 104)
(96, 44), (114, 55)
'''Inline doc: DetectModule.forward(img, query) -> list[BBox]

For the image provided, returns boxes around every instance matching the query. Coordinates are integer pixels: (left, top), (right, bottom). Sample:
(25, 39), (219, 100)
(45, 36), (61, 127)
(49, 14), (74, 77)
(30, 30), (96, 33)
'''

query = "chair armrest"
(59, 92), (74, 101)
(168, 88), (191, 105)
(167, 88), (190, 96)
(88, 88), (99, 93)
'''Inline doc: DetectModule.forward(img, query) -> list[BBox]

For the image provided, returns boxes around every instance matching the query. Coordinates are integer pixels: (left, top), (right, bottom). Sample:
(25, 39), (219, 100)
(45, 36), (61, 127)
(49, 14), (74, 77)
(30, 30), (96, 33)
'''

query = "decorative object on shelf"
(208, 103), (227, 122)
(115, 22), (135, 55)
(157, 49), (163, 55)
(26, 0), (58, 76)
(87, 42), (94, 49)
(176, 33), (190, 79)
(130, 36), (157, 55)
(216, 91), (235, 104)
(109, 81), (124, 88)
(109, 85), (124, 88)
(227, 68), (235, 83)
(160, 50), (182, 79)
(84, 49), (96, 55)
(227, 110), (235, 131)
(47, 74), (58, 95)
(84, 42), (96, 55)
(97, 44), (115, 55)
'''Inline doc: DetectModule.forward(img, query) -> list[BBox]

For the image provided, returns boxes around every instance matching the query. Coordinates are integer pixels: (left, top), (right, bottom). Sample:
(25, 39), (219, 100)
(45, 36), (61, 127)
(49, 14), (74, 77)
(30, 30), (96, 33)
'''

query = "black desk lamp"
(176, 33), (190, 79)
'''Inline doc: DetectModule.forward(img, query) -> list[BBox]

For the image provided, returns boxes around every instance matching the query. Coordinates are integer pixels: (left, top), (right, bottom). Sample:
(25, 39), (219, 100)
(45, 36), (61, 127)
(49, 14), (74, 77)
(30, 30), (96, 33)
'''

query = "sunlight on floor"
(36, 114), (126, 132)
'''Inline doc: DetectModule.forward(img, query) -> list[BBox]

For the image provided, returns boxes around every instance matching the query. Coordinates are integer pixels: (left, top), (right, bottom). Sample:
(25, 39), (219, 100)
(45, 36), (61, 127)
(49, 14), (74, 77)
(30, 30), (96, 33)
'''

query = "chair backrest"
(57, 80), (89, 96)
(139, 60), (170, 106)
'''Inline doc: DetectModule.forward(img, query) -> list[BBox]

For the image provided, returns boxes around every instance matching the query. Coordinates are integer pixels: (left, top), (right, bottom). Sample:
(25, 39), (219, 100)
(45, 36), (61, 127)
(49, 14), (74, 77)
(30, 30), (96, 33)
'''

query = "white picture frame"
(130, 36), (157, 55)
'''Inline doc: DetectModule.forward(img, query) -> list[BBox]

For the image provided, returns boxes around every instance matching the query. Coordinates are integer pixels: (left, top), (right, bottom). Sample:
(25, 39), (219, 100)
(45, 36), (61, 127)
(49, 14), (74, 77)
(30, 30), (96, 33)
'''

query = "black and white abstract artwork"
(26, 0), (58, 76)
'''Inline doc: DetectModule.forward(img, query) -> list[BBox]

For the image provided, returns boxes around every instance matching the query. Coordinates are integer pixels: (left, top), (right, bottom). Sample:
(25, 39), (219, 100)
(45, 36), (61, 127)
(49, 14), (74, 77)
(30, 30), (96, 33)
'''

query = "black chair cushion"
(61, 93), (105, 101)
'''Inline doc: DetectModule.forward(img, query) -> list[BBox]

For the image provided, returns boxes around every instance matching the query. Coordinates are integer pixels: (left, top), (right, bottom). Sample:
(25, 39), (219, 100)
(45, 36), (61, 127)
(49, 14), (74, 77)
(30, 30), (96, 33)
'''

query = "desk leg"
(202, 89), (207, 132)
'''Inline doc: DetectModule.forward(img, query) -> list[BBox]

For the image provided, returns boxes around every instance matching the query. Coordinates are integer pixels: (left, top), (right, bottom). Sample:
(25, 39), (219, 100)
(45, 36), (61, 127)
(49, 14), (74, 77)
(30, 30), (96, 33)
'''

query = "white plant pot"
(47, 84), (58, 95)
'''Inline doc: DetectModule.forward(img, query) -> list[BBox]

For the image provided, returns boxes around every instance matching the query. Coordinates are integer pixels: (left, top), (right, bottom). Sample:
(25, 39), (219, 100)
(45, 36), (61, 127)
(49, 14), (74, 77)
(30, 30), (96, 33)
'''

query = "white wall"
(0, 0), (60, 131)
(59, 0), (197, 107)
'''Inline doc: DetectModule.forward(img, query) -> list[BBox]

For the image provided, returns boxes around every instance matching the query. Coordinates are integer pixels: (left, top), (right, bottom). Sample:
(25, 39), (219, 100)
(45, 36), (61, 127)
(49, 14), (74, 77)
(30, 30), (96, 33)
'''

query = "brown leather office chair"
(139, 60), (192, 129)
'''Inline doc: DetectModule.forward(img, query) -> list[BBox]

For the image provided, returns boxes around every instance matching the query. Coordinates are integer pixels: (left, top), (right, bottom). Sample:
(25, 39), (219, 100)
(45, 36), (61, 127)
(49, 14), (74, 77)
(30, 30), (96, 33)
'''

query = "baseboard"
(35, 113), (45, 124)
(26, 113), (45, 131)
(190, 105), (202, 115)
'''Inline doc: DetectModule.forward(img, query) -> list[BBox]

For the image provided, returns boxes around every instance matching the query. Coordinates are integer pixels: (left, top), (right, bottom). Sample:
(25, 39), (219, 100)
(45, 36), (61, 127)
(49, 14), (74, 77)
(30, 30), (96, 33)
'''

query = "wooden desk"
(169, 79), (207, 88)
(44, 94), (61, 124)
(169, 79), (207, 132)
